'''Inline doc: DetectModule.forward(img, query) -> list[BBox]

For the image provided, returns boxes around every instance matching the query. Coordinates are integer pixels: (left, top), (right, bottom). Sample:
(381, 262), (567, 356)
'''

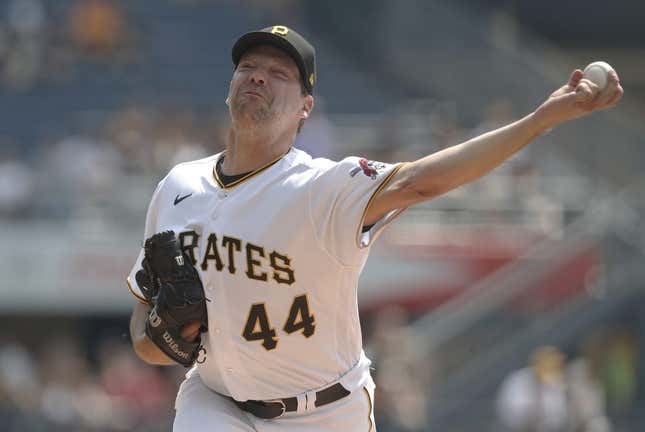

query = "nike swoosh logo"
(174, 193), (193, 206)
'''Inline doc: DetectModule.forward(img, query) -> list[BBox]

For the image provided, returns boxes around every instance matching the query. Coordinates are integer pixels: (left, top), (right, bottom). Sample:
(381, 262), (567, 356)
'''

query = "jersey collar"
(212, 148), (292, 189)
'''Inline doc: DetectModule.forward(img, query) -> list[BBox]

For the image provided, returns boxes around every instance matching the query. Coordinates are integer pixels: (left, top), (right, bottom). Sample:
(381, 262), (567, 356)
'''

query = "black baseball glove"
(135, 230), (208, 367)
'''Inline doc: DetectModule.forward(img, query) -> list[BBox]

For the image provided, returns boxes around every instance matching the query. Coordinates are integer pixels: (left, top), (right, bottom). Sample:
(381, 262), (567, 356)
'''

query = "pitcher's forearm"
(400, 111), (547, 201)
(130, 302), (176, 366)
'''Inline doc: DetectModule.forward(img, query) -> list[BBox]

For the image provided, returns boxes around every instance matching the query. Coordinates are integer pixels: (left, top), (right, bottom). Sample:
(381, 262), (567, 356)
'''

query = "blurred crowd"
(0, 0), (135, 92)
(0, 104), (222, 219)
(0, 0), (136, 219)
(496, 331), (640, 432)
(0, 334), (180, 431)
(0, 315), (640, 432)
(0, 1), (585, 232)
(364, 308), (642, 432)
(0, 93), (576, 238)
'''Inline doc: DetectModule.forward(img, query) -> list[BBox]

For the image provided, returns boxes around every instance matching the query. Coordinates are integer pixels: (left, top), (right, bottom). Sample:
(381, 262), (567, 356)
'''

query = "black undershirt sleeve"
(362, 224), (374, 233)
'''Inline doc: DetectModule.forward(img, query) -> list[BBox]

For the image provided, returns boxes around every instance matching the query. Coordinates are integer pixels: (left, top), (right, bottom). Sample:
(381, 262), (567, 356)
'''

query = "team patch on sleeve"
(348, 158), (387, 180)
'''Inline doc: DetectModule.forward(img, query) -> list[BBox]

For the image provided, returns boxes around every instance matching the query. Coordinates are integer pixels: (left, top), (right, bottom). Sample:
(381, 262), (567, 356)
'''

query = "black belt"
(233, 383), (351, 419)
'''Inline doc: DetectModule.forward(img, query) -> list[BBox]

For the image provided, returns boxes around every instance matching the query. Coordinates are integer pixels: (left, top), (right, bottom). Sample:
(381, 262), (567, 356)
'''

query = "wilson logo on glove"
(149, 307), (162, 328)
(163, 331), (192, 361)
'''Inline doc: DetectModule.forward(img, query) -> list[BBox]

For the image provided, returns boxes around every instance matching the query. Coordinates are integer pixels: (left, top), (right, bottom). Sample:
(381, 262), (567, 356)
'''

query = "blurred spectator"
(151, 107), (208, 169)
(497, 346), (612, 432)
(104, 105), (157, 175)
(496, 346), (570, 432)
(68, 0), (127, 58)
(2, 0), (47, 91)
(0, 342), (41, 411)
(0, 148), (34, 217)
(39, 335), (92, 428)
(0, 342), (45, 430)
(7, 0), (45, 36)
(37, 134), (122, 218)
(567, 357), (611, 432)
(601, 330), (638, 414)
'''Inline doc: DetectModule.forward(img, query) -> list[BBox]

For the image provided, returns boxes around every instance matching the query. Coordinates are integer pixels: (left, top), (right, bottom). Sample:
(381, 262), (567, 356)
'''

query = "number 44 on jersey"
(242, 294), (315, 350)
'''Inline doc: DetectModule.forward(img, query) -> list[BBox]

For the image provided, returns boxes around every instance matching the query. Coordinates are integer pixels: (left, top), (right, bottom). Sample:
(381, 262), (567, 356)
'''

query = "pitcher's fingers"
(181, 321), (202, 342)
(605, 71), (623, 107)
(608, 69), (621, 84)
(574, 80), (596, 104)
(596, 75), (621, 106)
(568, 69), (584, 88)
(606, 83), (624, 108)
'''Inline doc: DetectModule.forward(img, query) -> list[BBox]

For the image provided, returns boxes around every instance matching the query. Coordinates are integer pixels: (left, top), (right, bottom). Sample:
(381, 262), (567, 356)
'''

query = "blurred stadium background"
(0, 0), (643, 431)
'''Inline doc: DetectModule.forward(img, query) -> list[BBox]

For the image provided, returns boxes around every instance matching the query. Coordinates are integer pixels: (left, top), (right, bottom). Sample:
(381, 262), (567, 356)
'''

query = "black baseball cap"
(232, 25), (316, 94)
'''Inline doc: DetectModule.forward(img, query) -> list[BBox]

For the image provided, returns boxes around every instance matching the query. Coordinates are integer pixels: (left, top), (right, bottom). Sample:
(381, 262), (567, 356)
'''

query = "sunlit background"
(0, 0), (643, 431)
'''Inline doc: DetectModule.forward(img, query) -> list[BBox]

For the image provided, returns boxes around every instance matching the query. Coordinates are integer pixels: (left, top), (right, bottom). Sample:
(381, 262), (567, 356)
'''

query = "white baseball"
(582, 61), (614, 90)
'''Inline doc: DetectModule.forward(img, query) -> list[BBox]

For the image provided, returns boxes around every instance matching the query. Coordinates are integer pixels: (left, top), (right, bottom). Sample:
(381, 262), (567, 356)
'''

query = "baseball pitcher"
(126, 25), (623, 431)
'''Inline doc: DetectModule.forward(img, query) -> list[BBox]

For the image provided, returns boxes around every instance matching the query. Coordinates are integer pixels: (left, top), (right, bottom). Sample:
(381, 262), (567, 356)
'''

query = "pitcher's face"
(228, 45), (306, 128)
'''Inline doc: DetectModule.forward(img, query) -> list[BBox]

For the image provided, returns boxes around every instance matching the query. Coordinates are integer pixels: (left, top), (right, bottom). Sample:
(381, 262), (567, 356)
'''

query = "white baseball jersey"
(127, 147), (405, 402)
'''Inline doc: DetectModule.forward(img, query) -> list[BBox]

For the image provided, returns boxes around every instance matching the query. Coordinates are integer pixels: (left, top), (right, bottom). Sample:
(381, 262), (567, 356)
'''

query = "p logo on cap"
(271, 26), (289, 36)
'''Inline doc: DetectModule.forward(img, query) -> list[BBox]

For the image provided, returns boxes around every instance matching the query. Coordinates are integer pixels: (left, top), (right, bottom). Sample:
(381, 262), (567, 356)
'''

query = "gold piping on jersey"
(363, 387), (374, 431)
(212, 148), (291, 189)
(126, 276), (150, 305)
(355, 162), (406, 248)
